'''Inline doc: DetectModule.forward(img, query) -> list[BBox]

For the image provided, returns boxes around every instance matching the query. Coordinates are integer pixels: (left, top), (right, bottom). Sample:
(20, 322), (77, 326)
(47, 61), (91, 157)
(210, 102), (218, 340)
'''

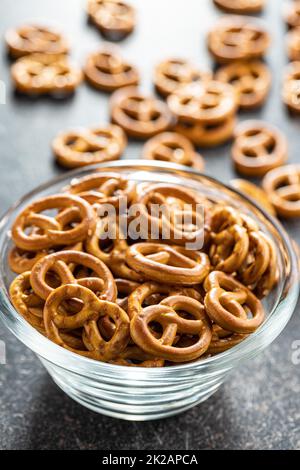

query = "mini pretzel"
(167, 81), (237, 124)
(231, 120), (288, 177)
(175, 115), (236, 147)
(5, 24), (69, 58)
(44, 284), (130, 360)
(287, 28), (300, 61)
(207, 16), (270, 63)
(12, 194), (96, 251)
(110, 86), (174, 138)
(87, 0), (135, 39)
(254, 233), (278, 298)
(130, 295), (212, 362)
(110, 345), (165, 367)
(215, 61), (271, 109)
(262, 165), (300, 218)
(30, 250), (117, 302)
(154, 58), (212, 97)
(285, 1), (300, 29)
(204, 271), (265, 333)
(142, 132), (204, 170)
(238, 230), (271, 286)
(65, 172), (136, 206)
(11, 53), (82, 95)
(230, 179), (276, 216)
(53, 125), (126, 169)
(208, 324), (247, 354)
(282, 62), (300, 113)
(213, 0), (265, 14)
(84, 48), (139, 91)
(126, 243), (210, 285)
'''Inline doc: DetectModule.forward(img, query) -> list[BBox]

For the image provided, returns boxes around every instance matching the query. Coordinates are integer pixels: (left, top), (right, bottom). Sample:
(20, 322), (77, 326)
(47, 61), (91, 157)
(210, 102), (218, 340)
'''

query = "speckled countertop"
(0, 0), (299, 450)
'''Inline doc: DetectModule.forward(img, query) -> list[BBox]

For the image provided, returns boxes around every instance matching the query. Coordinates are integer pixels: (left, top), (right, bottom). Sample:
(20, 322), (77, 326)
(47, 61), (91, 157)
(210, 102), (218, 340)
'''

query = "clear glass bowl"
(0, 160), (298, 421)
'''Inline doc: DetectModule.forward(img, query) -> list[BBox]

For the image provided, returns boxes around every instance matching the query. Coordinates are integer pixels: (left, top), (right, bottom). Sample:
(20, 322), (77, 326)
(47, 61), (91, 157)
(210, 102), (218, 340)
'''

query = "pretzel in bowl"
(204, 271), (265, 333)
(11, 53), (82, 95)
(231, 120), (288, 177)
(154, 58), (212, 97)
(287, 28), (300, 61)
(84, 48), (139, 91)
(215, 61), (271, 110)
(213, 0), (265, 14)
(65, 172), (136, 207)
(87, 0), (135, 39)
(5, 24), (69, 58)
(207, 15), (270, 63)
(11, 195), (96, 252)
(44, 284), (130, 360)
(110, 86), (174, 138)
(142, 132), (205, 170)
(208, 324), (248, 354)
(262, 165), (300, 218)
(284, 1), (300, 29)
(52, 125), (126, 169)
(282, 62), (300, 113)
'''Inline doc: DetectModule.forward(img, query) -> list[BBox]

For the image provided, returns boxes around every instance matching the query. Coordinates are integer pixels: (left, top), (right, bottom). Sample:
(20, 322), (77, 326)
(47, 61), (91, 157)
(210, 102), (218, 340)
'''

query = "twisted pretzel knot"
(5, 24), (69, 58)
(53, 125), (126, 169)
(283, 62), (300, 113)
(208, 16), (270, 63)
(84, 48), (139, 91)
(262, 164), (300, 218)
(126, 243), (210, 285)
(174, 115), (236, 147)
(130, 295), (212, 362)
(88, 0), (135, 38)
(44, 284), (130, 360)
(168, 81), (237, 124)
(110, 87), (174, 138)
(154, 58), (212, 97)
(213, 0), (265, 14)
(142, 132), (204, 170)
(215, 61), (271, 110)
(232, 120), (288, 177)
(285, 1), (300, 29)
(12, 195), (96, 251)
(30, 250), (117, 302)
(204, 271), (265, 333)
(65, 172), (136, 206)
(11, 54), (82, 95)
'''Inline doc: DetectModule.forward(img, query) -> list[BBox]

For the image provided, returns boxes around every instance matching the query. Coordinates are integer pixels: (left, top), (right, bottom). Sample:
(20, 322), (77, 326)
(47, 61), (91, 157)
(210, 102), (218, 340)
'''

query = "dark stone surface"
(0, 0), (299, 450)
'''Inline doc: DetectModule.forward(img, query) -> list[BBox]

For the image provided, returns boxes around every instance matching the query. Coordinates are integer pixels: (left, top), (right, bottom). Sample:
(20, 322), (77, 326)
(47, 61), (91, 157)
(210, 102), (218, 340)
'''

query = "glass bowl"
(0, 160), (298, 421)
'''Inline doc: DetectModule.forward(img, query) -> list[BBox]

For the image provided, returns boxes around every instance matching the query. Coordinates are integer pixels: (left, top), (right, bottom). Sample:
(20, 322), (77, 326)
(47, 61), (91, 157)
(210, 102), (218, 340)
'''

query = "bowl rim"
(0, 159), (298, 375)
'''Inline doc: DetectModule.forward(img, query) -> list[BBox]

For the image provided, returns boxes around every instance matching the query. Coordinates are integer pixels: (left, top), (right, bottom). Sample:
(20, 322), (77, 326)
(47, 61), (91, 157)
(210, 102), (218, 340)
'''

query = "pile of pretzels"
(8, 172), (277, 366)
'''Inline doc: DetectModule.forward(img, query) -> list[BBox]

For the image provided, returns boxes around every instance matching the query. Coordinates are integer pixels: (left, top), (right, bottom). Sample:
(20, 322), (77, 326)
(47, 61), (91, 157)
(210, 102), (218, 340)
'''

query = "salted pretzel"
(126, 243), (210, 285)
(154, 58), (212, 97)
(287, 28), (300, 61)
(262, 165), (300, 218)
(207, 16), (270, 63)
(11, 194), (96, 251)
(167, 81), (237, 124)
(204, 271), (265, 333)
(30, 250), (117, 303)
(285, 1), (300, 29)
(230, 179), (276, 216)
(142, 132), (205, 170)
(130, 295), (212, 362)
(65, 172), (136, 207)
(208, 324), (248, 354)
(110, 86), (174, 138)
(84, 48), (139, 91)
(213, 0), (265, 14)
(87, 0), (135, 39)
(11, 53), (82, 95)
(215, 61), (271, 109)
(282, 62), (300, 113)
(175, 115), (236, 147)
(232, 120), (288, 177)
(44, 284), (130, 360)
(209, 206), (249, 272)
(5, 24), (69, 58)
(53, 125), (126, 169)
(134, 183), (208, 246)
